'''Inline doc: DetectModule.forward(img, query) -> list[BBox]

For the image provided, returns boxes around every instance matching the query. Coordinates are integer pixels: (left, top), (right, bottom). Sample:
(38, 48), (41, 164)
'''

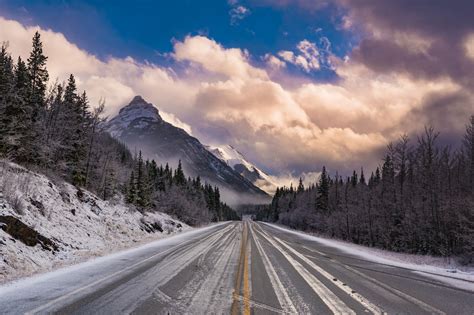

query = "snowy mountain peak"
(207, 144), (278, 194)
(118, 95), (161, 119)
(107, 96), (162, 137)
(104, 99), (269, 201)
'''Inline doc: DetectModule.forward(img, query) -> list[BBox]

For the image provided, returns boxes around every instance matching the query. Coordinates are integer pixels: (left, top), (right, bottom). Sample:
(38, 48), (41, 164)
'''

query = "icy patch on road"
(263, 223), (474, 292)
(0, 160), (189, 284)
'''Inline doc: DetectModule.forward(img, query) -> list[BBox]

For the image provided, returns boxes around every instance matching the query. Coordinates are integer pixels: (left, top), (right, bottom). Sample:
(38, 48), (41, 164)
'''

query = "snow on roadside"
(264, 223), (474, 292)
(0, 160), (190, 284)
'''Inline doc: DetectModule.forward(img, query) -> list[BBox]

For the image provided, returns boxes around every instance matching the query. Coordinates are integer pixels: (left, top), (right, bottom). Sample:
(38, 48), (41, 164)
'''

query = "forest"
(258, 123), (474, 263)
(0, 32), (239, 225)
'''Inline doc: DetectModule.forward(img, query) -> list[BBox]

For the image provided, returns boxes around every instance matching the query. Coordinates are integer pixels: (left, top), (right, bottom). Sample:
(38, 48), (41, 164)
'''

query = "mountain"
(104, 96), (269, 204)
(207, 145), (278, 195)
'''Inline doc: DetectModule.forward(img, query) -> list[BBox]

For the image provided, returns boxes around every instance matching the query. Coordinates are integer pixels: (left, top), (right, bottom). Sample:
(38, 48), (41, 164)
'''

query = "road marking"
(272, 236), (384, 315)
(243, 234), (251, 315)
(255, 226), (355, 315)
(250, 222), (298, 314)
(25, 224), (233, 315)
(260, 224), (445, 315)
(231, 221), (251, 315)
(233, 294), (286, 314)
(336, 261), (446, 315)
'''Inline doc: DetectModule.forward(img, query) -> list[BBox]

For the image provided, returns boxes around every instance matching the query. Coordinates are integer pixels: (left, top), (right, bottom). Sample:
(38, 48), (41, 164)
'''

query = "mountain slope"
(0, 161), (188, 284)
(104, 96), (269, 203)
(207, 145), (277, 194)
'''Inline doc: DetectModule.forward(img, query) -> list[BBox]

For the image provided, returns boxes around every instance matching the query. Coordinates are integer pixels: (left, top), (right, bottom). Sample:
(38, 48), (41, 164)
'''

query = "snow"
(263, 223), (474, 292)
(207, 144), (277, 194)
(105, 96), (161, 137)
(209, 145), (254, 170)
(0, 160), (189, 284)
(0, 222), (228, 314)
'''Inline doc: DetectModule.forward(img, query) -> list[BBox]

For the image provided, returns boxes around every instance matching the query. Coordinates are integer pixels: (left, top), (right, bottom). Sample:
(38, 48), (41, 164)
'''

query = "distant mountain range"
(104, 96), (270, 204)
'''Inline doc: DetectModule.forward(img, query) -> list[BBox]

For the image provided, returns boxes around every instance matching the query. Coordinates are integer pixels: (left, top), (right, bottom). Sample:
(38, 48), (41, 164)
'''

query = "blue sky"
(0, 0), (358, 81)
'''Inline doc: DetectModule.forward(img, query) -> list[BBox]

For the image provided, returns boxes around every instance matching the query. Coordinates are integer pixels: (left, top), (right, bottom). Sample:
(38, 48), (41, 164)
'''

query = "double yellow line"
(231, 221), (251, 315)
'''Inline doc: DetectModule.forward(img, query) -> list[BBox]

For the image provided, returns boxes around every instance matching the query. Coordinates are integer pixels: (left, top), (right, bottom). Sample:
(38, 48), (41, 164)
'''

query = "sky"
(0, 0), (473, 184)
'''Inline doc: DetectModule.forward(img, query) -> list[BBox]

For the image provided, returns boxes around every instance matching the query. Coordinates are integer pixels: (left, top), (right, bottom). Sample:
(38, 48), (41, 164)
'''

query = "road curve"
(0, 220), (473, 314)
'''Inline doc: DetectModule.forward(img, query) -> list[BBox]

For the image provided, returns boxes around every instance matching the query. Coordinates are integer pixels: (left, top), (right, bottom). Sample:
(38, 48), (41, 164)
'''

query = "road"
(0, 220), (473, 314)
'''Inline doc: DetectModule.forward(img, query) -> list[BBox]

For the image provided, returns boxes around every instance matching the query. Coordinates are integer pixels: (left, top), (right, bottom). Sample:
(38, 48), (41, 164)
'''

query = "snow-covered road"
(0, 220), (473, 314)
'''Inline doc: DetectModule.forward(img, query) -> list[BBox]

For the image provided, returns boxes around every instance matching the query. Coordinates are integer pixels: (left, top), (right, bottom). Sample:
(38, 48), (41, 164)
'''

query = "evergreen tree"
(359, 167), (366, 185)
(135, 151), (151, 208)
(127, 171), (137, 204)
(173, 160), (186, 185)
(463, 115), (474, 190)
(316, 166), (329, 211)
(27, 31), (49, 115)
(0, 46), (15, 155)
(297, 177), (304, 193)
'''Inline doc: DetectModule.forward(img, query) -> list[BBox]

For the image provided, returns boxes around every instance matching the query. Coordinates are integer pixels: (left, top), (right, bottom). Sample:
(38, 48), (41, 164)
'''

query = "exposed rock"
(0, 215), (58, 251)
(140, 218), (163, 233)
(29, 198), (46, 216)
(76, 188), (84, 201)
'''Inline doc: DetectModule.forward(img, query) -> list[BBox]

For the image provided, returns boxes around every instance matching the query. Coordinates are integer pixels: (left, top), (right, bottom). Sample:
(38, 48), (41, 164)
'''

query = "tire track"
(249, 222), (298, 314)
(254, 224), (356, 315)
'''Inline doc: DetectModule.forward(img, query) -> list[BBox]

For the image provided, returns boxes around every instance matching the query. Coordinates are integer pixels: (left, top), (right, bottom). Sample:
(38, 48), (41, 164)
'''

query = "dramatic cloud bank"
(1, 0), (472, 183)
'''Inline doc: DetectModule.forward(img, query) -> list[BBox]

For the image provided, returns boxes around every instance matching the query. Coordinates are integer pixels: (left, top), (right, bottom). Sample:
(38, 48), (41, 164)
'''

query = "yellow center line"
(231, 221), (251, 315)
(242, 222), (251, 315)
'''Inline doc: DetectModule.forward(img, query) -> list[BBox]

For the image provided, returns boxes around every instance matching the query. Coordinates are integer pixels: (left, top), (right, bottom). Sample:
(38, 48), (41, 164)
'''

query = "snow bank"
(0, 161), (189, 284)
(264, 223), (474, 292)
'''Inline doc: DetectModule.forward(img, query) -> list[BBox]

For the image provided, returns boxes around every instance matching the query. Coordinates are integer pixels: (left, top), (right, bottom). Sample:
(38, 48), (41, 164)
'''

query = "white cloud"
(263, 53), (286, 69)
(173, 35), (267, 80)
(278, 50), (295, 63)
(277, 40), (320, 72)
(229, 4), (250, 25)
(297, 39), (320, 69)
(0, 16), (468, 178)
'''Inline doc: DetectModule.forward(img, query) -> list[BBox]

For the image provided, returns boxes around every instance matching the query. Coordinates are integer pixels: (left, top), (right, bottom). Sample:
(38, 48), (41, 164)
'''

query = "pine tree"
(316, 166), (329, 211)
(27, 31), (49, 116)
(0, 44), (13, 98)
(359, 167), (366, 185)
(136, 151), (151, 208)
(62, 74), (84, 183)
(297, 177), (304, 193)
(351, 170), (358, 187)
(0, 45), (15, 155)
(463, 115), (474, 190)
(127, 171), (137, 204)
(214, 186), (221, 221)
(174, 160), (186, 185)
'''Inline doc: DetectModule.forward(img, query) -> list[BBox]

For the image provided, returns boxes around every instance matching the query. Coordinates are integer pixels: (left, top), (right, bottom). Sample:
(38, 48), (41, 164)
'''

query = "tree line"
(0, 32), (239, 225)
(126, 153), (239, 225)
(258, 122), (474, 263)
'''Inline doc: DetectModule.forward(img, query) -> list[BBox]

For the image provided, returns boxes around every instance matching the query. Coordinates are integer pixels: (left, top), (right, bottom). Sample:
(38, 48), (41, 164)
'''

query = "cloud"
(464, 33), (474, 60)
(229, 5), (251, 25)
(1, 14), (472, 182)
(334, 0), (474, 89)
(263, 53), (286, 69)
(173, 35), (267, 80)
(277, 40), (321, 72)
(267, 171), (321, 190)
